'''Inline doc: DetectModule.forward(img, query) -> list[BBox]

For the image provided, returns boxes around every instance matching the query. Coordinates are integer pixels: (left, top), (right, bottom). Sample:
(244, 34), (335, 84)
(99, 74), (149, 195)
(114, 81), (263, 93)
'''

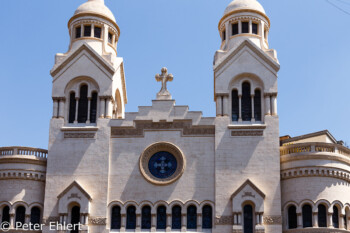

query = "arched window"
(15, 206), (26, 227)
(111, 206), (121, 230)
(78, 85), (88, 123)
(141, 206), (151, 229)
(232, 90), (239, 121)
(172, 205), (182, 230)
(157, 206), (167, 229)
(302, 205), (312, 228)
(318, 204), (327, 227)
(241, 82), (252, 121)
(333, 206), (339, 228)
(288, 205), (297, 229)
(90, 92), (98, 123)
(187, 205), (197, 229)
(126, 206), (136, 229)
(202, 205), (212, 229)
(69, 92), (76, 123)
(243, 204), (253, 233)
(344, 214), (347, 229)
(30, 207), (41, 226)
(71, 206), (80, 233)
(254, 89), (262, 121)
(2, 206), (10, 228)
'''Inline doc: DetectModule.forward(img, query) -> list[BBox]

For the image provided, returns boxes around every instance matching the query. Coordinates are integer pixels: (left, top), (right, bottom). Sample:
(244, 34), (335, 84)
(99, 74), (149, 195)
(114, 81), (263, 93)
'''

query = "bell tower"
(213, 0), (282, 232)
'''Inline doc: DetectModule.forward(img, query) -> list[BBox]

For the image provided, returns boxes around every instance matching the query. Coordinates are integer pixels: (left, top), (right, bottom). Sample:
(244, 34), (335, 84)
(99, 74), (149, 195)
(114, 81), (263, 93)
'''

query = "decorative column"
(225, 21), (230, 44)
(271, 93), (278, 115)
(328, 213), (333, 228)
(238, 95), (242, 122)
(91, 24), (95, 38)
(99, 97), (105, 118)
(249, 20), (253, 34)
(197, 213), (202, 232)
(25, 214), (30, 224)
(84, 215), (89, 226)
(233, 213), (237, 225)
(264, 94), (271, 115)
(256, 214), (260, 225)
(121, 214), (126, 231)
(86, 97), (91, 124)
(313, 213), (318, 227)
(136, 214), (141, 231)
(216, 96), (223, 117)
(166, 214), (171, 232)
(53, 99), (58, 118)
(222, 95), (229, 116)
(63, 214), (67, 224)
(10, 213), (15, 229)
(105, 97), (113, 119)
(340, 214), (344, 229)
(251, 94), (255, 122)
(181, 213), (186, 232)
(238, 20), (242, 34)
(238, 213), (242, 225)
(58, 98), (65, 118)
(297, 213), (302, 229)
(74, 97), (79, 124)
(80, 214), (84, 225)
(151, 214), (156, 232)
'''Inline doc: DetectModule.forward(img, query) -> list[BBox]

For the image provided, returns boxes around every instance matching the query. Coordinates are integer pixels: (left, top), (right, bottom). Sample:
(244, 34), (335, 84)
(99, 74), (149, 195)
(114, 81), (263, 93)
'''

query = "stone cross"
(155, 67), (173, 100)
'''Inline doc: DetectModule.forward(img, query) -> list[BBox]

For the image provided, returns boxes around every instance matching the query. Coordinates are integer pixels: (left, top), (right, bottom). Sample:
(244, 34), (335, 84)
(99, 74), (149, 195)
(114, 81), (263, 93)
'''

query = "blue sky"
(0, 0), (349, 149)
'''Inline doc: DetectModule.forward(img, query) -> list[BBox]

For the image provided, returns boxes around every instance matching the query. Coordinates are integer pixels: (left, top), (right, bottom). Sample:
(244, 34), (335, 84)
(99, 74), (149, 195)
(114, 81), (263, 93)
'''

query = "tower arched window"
(2, 206), (10, 227)
(111, 206), (121, 230)
(241, 82), (252, 121)
(126, 206), (136, 230)
(254, 89), (262, 121)
(288, 205), (297, 229)
(69, 92), (76, 123)
(141, 206), (151, 229)
(78, 85), (88, 123)
(333, 206), (339, 228)
(157, 206), (167, 229)
(172, 205), (181, 230)
(90, 92), (98, 123)
(187, 205), (197, 229)
(202, 205), (213, 229)
(30, 207), (41, 226)
(15, 206), (26, 227)
(243, 204), (253, 233)
(302, 204), (312, 228)
(318, 204), (327, 227)
(71, 206), (80, 233)
(232, 89), (239, 121)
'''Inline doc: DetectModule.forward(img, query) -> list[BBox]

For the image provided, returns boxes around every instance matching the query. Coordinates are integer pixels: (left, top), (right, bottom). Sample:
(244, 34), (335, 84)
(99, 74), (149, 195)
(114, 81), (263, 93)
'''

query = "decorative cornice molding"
(0, 169), (46, 182)
(281, 166), (350, 183)
(111, 120), (215, 138)
(231, 130), (263, 137)
(64, 133), (96, 139)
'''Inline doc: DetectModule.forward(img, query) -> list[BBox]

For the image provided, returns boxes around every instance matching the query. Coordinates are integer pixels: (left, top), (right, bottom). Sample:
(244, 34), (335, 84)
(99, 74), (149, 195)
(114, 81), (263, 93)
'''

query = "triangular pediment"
(280, 130), (338, 145)
(231, 179), (265, 199)
(57, 181), (92, 201)
(51, 43), (115, 78)
(214, 39), (280, 74)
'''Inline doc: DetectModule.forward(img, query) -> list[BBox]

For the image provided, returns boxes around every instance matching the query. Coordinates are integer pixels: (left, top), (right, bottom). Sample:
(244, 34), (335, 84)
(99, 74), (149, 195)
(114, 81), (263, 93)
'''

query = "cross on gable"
(155, 67), (173, 100)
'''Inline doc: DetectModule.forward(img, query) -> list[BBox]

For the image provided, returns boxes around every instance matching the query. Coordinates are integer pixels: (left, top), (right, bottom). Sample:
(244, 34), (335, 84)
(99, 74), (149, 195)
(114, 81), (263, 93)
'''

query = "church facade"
(1, 0), (349, 233)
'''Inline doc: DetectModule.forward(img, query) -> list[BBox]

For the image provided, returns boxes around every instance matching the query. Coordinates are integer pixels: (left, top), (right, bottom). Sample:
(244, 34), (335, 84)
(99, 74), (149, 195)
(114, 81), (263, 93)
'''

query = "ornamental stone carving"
(89, 217), (107, 225)
(231, 130), (264, 137)
(263, 215), (282, 225)
(215, 215), (234, 225)
(64, 133), (96, 139)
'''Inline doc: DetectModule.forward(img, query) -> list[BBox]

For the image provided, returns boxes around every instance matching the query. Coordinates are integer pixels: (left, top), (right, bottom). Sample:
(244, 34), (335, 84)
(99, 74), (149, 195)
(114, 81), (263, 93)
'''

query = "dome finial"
(88, 0), (104, 4)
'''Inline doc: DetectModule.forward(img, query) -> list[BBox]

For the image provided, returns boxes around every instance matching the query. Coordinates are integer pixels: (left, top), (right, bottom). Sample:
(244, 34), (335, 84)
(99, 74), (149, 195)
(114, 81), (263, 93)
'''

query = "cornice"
(0, 169), (46, 182)
(218, 9), (270, 30)
(0, 156), (47, 166)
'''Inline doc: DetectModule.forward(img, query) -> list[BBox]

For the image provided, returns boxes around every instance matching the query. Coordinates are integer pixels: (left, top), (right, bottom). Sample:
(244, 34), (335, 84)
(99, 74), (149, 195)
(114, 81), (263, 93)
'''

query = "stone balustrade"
(284, 228), (349, 233)
(280, 142), (350, 157)
(0, 146), (48, 159)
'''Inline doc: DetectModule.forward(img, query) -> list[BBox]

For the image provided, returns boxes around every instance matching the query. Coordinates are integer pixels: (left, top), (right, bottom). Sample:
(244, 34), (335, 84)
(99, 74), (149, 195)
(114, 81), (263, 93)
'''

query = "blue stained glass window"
(172, 206), (182, 229)
(157, 206), (167, 229)
(202, 205), (212, 229)
(187, 206), (197, 229)
(126, 206), (136, 229)
(148, 151), (177, 179)
(142, 206), (151, 229)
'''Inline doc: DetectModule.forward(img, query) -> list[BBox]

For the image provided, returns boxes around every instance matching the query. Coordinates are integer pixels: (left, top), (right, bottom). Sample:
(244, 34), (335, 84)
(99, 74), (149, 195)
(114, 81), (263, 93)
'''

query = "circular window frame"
(139, 142), (186, 186)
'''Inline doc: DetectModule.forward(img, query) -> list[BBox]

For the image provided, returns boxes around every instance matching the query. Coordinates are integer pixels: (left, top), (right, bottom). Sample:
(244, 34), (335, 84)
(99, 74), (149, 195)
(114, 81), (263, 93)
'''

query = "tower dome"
(67, 0), (120, 57)
(74, 0), (116, 22)
(217, 0), (270, 53)
(224, 0), (266, 16)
